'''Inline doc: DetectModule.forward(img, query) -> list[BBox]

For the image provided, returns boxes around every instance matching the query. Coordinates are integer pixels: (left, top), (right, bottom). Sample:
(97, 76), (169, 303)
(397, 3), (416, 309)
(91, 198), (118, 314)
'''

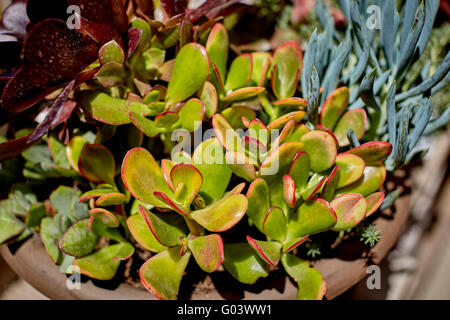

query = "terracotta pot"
(0, 195), (410, 300)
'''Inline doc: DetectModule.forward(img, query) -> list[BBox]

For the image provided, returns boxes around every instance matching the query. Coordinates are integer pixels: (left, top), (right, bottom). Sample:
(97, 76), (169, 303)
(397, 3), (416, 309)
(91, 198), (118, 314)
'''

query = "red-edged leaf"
(188, 234), (224, 273)
(246, 236), (282, 266)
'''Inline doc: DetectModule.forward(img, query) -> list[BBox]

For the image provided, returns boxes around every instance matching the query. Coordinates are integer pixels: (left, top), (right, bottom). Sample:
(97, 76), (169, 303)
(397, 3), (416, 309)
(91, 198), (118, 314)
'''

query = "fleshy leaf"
(78, 144), (115, 185)
(206, 23), (229, 81)
(40, 216), (62, 264)
(320, 166), (340, 201)
(73, 243), (135, 281)
(281, 253), (326, 300)
(192, 139), (232, 204)
(95, 62), (127, 87)
(247, 236), (282, 266)
(127, 213), (167, 253)
(59, 219), (99, 257)
(99, 40), (125, 65)
(301, 173), (327, 201)
(129, 112), (160, 138)
(26, 202), (47, 228)
(289, 152), (311, 192)
(189, 194), (248, 232)
(140, 246), (191, 300)
(330, 194), (367, 231)
(287, 199), (337, 239)
(0, 209), (25, 244)
(333, 109), (367, 147)
(246, 178), (270, 232)
(78, 91), (151, 125)
(251, 52), (271, 86)
(121, 148), (173, 209)
(335, 154), (365, 188)
(170, 163), (203, 205)
(66, 136), (89, 171)
(262, 206), (287, 242)
(175, 98), (205, 132)
(336, 166), (387, 197)
(222, 87), (265, 103)
(272, 41), (303, 99)
(221, 106), (256, 129)
(225, 151), (257, 182)
(212, 114), (245, 154)
(197, 81), (218, 118)
(365, 192), (385, 217)
(222, 243), (270, 284)
(225, 54), (252, 93)
(267, 111), (305, 130)
(301, 130), (337, 172)
(89, 208), (119, 228)
(273, 97), (308, 109)
(166, 43), (209, 105)
(188, 234), (224, 273)
(283, 175), (296, 208)
(282, 235), (309, 253)
(139, 206), (188, 247)
(95, 193), (126, 207)
(319, 87), (350, 130)
(344, 142), (393, 166)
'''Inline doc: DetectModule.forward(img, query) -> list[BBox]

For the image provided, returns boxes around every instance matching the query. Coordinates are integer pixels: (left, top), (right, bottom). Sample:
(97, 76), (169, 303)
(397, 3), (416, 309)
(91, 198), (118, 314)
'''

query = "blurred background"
(0, 0), (449, 300)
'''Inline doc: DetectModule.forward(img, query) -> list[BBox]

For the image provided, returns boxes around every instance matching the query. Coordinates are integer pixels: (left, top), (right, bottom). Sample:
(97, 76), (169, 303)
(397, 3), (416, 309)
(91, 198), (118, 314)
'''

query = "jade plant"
(0, 0), (449, 301)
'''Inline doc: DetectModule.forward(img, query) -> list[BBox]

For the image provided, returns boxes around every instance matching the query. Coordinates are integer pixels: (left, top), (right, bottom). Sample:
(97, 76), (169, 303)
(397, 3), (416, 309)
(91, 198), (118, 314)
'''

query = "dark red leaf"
(68, 0), (129, 33)
(127, 27), (143, 58)
(77, 14), (121, 45)
(27, 80), (75, 143)
(160, 0), (187, 18)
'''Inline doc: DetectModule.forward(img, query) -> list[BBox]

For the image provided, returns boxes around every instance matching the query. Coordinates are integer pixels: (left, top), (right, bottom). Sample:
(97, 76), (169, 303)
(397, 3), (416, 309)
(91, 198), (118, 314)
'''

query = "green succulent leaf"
(95, 193), (126, 207)
(344, 142), (393, 166)
(319, 87), (350, 130)
(251, 52), (272, 86)
(246, 236), (282, 266)
(281, 253), (326, 300)
(170, 163), (203, 206)
(301, 172), (327, 201)
(333, 109), (367, 147)
(89, 208), (119, 228)
(140, 247), (191, 300)
(188, 194), (248, 232)
(59, 219), (99, 257)
(25, 202), (47, 228)
(0, 209), (25, 244)
(225, 54), (253, 92)
(197, 81), (218, 118)
(320, 166), (340, 202)
(95, 62), (127, 87)
(188, 234), (224, 273)
(335, 154), (365, 188)
(206, 23), (229, 81)
(129, 112), (161, 138)
(262, 206), (287, 242)
(73, 242), (135, 281)
(222, 243), (270, 284)
(66, 136), (89, 172)
(174, 98), (205, 132)
(166, 43), (209, 105)
(192, 139), (232, 204)
(78, 144), (116, 185)
(331, 193), (367, 231)
(272, 41), (303, 99)
(40, 216), (63, 264)
(127, 213), (167, 253)
(246, 178), (270, 232)
(301, 130), (337, 172)
(287, 199), (337, 240)
(365, 192), (385, 218)
(139, 205), (188, 247)
(99, 40), (125, 65)
(336, 165), (387, 197)
(78, 92), (151, 125)
(121, 148), (174, 209)
(222, 87), (266, 103)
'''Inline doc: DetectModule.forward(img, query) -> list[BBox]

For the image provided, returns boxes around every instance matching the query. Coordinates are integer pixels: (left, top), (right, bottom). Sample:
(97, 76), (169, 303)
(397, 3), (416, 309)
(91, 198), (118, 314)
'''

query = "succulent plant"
(0, 0), (448, 302)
